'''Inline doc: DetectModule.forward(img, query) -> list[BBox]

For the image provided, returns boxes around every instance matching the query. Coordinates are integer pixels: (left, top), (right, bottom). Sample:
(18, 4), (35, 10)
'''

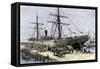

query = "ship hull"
(53, 35), (89, 51)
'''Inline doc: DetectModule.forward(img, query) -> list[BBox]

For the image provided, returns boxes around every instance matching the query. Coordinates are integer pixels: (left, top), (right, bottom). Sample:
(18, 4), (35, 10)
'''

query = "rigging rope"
(68, 18), (83, 34)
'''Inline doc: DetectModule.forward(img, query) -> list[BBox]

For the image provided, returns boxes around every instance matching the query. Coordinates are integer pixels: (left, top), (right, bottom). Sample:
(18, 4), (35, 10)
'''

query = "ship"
(26, 7), (90, 56)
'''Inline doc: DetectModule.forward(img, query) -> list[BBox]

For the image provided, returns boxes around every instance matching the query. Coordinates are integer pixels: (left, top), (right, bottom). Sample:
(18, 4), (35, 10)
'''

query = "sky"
(20, 5), (95, 41)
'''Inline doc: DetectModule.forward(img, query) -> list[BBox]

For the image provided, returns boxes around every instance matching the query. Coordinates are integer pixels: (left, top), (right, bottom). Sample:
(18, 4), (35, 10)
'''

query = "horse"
(65, 45), (74, 54)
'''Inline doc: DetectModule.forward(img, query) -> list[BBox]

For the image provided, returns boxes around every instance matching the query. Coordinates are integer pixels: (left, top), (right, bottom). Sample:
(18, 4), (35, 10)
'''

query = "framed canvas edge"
(11, 2), (98, 67)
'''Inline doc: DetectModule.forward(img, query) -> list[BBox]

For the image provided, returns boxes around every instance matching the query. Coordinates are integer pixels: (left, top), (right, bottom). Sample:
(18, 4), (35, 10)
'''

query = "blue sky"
(20, 6), (95, 41)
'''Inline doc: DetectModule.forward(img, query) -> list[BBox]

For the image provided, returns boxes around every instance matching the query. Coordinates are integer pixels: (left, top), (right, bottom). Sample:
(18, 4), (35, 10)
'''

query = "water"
(86, 47), (95, 53)
(20, 56), (41, 64)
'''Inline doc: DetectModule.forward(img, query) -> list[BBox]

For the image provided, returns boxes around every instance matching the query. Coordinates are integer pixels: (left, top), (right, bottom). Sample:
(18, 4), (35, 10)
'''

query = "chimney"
(45, 30), (47, 37)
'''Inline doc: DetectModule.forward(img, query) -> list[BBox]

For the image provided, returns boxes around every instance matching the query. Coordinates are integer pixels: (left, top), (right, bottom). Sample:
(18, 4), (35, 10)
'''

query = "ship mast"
(36, 15), (39, 39)
(32, 14), (44, 39)
(48, 7), (69, 39)
(57, 8), (61, 39)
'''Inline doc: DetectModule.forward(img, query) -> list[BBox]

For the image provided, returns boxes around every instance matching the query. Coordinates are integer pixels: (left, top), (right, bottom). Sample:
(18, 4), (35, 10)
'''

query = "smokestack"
(45, 30), (47, 37)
